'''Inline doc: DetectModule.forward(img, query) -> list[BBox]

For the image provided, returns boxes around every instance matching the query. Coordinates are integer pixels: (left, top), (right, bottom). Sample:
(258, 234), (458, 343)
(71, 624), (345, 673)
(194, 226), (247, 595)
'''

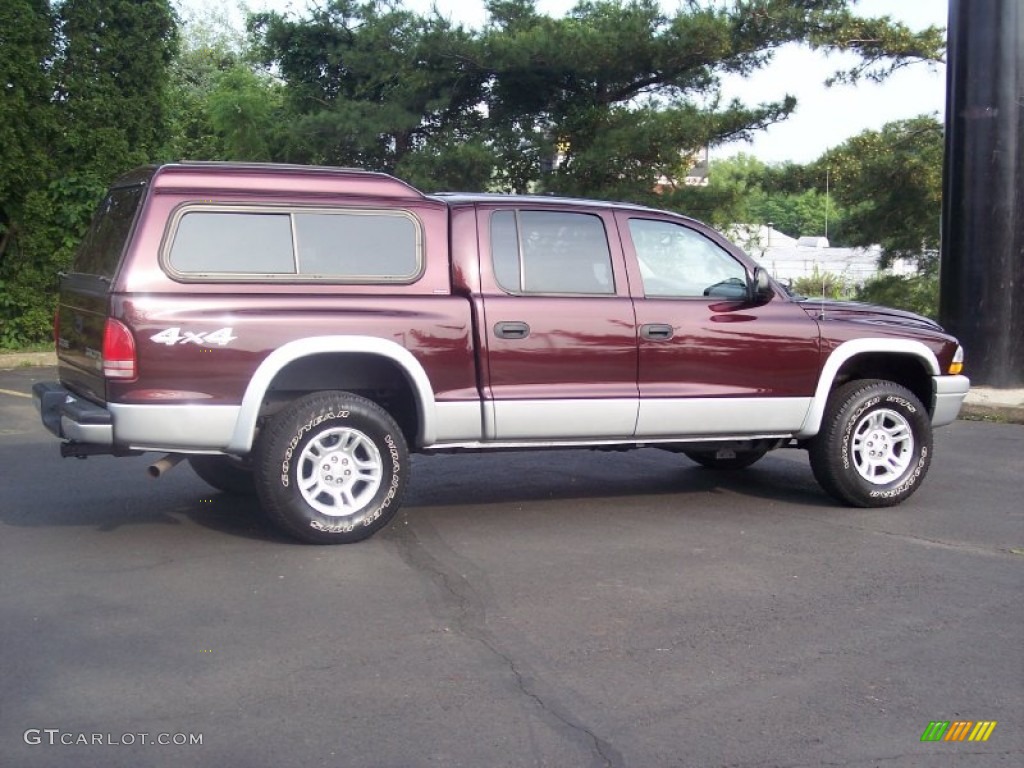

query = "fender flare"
(795, 338), (940, 438)
(226, 336), (437, 453)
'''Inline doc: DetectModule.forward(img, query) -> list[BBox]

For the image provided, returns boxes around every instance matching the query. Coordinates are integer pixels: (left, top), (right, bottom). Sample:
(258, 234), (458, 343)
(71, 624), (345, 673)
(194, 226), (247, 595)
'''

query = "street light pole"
(941, 0), (1023, 386)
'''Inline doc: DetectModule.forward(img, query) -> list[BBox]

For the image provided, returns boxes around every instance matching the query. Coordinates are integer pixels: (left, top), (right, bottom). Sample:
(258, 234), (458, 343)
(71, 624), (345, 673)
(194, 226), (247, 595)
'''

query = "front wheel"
(253, 391), (409, 544)
(809, 379), (932, 507)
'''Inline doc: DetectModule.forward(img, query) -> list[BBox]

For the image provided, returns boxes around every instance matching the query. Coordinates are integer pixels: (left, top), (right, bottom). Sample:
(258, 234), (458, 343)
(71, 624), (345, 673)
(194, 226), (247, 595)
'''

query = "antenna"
(824, 149), (830, 241)
(819, 268), (826, 320)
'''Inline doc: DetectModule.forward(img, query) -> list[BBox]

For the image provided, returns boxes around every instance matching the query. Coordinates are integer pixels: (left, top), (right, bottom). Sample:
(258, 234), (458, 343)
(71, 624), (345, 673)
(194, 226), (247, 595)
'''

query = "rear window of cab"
(162, 205), (423, 282)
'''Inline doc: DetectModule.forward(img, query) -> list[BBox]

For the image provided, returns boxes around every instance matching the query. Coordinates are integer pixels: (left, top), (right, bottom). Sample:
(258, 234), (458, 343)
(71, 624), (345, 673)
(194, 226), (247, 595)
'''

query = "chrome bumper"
(932, 375), (971, 427)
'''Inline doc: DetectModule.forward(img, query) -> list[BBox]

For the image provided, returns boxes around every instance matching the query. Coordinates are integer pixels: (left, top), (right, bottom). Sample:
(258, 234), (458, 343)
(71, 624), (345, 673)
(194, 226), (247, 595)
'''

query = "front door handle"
(494, 321), (531, 340)
(640, 323), (674, 340)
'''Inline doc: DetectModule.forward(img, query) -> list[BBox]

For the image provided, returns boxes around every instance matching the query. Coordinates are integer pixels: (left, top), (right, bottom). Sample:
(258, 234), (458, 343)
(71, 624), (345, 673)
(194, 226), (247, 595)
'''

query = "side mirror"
(751, 267), (773, 304)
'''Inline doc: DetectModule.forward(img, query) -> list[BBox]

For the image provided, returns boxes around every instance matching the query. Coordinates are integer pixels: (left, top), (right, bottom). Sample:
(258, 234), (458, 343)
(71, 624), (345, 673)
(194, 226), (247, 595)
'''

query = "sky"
(183, 0), (948, 165)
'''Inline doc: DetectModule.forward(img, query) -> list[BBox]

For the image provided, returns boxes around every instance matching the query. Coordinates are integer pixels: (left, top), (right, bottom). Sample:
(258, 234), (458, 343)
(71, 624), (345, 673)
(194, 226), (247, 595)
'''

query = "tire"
(189, 455), (257, 496)
(683, 445), (771, 470)
(253, 391), (409, 544)
(809, 379), (932, 507)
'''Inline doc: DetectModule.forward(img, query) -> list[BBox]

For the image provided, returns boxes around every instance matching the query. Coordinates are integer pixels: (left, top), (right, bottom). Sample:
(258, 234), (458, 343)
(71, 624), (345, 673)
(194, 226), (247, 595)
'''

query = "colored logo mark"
(921, 720), (997, 742)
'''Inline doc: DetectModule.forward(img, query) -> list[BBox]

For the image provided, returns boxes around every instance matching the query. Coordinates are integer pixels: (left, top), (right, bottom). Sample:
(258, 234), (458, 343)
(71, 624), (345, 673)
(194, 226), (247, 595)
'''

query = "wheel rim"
(850, 408), (914, 485)
(296, 427), (383, 517)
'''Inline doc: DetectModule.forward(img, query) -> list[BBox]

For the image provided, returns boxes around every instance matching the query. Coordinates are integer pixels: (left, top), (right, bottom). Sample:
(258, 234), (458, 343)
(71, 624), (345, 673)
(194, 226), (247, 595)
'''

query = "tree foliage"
(821, 116), (944, 272)
(699, 154), (845, 240)
(248, 0), (943, 199)
(0, 0), (177, 347)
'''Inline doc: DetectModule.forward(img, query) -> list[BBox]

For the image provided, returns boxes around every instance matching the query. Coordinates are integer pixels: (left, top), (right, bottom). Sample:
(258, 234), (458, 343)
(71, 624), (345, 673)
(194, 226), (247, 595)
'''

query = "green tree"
(0, 0), (178, 346)
(207, 65), (284, 161)
(696, 154), (846, 239)
(0, 0), (57, 347)
(823, 116), (944, 272)
(55, 0), (178, 176)
(0, 0), (55, 260)
(249, 0), (485, 180)
(478, 0), (943, 200)
(248, 0), (943, 197)
(163, 6), (247, 161)
(856, 273), (939, 319)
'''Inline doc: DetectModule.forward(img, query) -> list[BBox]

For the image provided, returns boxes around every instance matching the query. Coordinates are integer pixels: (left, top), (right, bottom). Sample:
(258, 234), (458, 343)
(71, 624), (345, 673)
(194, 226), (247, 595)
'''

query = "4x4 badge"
(149, 327), (237, 347)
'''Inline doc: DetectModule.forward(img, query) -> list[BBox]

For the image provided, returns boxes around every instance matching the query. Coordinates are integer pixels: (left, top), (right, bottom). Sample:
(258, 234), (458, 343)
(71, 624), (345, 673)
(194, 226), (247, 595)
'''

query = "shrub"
(791, 265), (852, 299)
(855, 273), (938, 319)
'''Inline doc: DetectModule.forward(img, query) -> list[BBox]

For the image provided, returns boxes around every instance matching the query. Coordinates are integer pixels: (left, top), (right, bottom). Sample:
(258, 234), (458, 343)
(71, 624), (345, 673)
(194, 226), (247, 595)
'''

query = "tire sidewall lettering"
(869, 445), (928, 499)
(841, 395), (881, 471)
(842, 390), (928, 501)
(280, 411), (347, 487)
(303, 430), (403, 536)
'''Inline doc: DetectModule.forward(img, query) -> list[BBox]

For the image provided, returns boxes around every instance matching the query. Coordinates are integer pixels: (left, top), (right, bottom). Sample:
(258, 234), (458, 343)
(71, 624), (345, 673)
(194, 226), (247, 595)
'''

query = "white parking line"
(0, 388), (31, 399)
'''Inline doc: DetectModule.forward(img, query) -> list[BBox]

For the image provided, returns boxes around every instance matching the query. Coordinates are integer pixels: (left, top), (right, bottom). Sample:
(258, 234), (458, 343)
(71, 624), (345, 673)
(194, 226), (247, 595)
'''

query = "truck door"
(476, 206), (639, 440)
(616, 212), (821, 437)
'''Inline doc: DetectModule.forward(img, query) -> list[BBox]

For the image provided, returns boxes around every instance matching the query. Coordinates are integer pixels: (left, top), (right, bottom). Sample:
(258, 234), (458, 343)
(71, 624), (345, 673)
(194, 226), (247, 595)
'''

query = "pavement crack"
(385, 516), (625, 768)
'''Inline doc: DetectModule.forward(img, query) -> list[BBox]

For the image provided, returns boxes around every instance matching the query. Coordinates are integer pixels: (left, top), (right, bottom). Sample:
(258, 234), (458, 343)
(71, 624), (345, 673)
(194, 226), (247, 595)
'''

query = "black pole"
(941, 0), (1023, 387)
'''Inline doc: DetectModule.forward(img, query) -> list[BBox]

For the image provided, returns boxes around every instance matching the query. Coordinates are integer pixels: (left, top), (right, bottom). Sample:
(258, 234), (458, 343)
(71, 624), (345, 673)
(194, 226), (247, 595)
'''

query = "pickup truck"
(34, 163), (970, 543)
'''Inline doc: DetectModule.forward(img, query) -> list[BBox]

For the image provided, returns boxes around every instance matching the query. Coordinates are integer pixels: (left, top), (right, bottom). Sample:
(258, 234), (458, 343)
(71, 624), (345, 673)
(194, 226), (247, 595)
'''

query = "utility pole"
(941, 0), (1023, 386)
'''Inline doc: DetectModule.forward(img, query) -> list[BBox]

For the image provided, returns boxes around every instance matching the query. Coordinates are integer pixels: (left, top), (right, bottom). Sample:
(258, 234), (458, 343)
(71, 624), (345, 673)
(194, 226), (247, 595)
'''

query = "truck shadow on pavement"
(3, 444), (833, 544)
(405, 448), (826, 509)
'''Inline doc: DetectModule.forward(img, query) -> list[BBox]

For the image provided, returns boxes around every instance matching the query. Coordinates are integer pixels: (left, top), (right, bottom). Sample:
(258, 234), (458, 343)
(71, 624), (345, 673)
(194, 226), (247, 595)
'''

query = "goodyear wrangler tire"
(253, 391), (409, 544)
(808, 379), (932, 508)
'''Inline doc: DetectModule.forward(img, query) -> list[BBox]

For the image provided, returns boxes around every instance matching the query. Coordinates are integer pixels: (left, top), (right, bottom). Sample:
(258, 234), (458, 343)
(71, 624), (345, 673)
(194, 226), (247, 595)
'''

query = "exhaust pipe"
(148, 453), (185, 478)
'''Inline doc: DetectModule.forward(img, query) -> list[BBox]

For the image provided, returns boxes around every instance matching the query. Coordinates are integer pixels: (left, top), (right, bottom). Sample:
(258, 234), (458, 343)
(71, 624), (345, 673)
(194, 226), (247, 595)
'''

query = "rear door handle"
(640, 323), (674, 340)
(494, 321), (531, 340)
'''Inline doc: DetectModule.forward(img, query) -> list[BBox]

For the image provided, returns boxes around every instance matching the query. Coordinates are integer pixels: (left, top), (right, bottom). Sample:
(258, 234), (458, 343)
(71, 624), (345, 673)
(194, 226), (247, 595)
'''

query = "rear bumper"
(932, 374), (971, 427)
(32, 381), (113, 446)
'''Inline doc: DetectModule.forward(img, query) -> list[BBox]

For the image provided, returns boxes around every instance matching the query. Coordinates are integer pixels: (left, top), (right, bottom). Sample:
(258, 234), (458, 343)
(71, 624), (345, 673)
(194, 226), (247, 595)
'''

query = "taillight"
(102, 318), (137, 379)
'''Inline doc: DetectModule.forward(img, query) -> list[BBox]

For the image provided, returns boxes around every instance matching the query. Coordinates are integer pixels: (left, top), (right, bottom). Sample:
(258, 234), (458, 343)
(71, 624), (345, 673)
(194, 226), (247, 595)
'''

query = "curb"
(959, 403), (1024, 425)
(2, 351), (1022, 424)
(0, 351), (57, 370)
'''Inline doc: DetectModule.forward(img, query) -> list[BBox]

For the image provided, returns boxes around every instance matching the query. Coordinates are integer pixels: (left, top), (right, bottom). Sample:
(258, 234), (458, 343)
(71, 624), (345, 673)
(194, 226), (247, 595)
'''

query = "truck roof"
(119, 163), (705, 225)
(431, 192), (707, 227)
(126, 162), (427, 201)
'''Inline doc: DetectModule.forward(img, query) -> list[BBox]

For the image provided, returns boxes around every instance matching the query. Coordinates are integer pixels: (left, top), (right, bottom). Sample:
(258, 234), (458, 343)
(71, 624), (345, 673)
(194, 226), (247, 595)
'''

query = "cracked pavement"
(1, 367), (1022, 767)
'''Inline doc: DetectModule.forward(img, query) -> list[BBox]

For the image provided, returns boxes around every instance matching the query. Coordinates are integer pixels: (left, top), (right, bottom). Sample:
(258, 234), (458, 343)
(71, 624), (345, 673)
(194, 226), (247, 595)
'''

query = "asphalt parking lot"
(1, 366), (1021, 767)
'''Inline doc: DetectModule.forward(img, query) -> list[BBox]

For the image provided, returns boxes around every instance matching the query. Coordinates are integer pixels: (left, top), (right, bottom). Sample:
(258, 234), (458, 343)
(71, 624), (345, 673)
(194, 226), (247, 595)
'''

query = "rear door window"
(491, 210), (615, 295)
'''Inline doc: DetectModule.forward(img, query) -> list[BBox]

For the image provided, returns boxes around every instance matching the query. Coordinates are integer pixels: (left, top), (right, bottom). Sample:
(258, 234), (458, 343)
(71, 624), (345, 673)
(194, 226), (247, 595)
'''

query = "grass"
(0, 343), (53, 355)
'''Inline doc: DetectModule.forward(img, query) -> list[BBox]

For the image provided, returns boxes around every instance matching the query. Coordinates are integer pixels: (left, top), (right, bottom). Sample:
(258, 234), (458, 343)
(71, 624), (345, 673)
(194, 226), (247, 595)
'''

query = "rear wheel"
(809, 379), (932, 507)
(253, 391), (409, 544)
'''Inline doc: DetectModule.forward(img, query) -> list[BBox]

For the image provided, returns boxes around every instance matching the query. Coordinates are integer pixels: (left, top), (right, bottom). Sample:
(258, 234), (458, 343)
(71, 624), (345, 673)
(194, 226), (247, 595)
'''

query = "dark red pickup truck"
(34, 163), (969, 543)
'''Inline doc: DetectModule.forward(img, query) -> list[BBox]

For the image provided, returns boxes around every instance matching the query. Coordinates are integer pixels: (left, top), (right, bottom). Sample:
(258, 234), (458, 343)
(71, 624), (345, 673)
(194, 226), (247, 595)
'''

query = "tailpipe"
(148, 453), (185, 478)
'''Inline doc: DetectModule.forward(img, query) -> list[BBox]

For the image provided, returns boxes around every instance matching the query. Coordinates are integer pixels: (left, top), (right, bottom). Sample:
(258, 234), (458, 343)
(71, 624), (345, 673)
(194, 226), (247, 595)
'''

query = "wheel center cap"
(320, 452), (352, 485)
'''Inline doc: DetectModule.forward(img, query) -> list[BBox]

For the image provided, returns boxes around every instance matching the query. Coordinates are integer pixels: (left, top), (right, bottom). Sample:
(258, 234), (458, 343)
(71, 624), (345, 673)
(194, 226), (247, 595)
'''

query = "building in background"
(729, 225), (917, 288)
